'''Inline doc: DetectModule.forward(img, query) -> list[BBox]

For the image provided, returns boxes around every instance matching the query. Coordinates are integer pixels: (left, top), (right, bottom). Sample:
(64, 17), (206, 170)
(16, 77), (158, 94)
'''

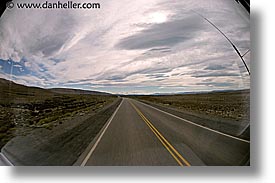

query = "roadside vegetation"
(0, 78), (116, 148)
(131, 90), (250, 122)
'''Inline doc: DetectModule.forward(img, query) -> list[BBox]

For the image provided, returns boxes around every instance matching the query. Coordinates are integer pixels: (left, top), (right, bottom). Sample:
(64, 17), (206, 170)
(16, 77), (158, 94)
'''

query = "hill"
(0, 78), (116, 149)
(0, 78), (111, 101)
(48, 88), (110, 95)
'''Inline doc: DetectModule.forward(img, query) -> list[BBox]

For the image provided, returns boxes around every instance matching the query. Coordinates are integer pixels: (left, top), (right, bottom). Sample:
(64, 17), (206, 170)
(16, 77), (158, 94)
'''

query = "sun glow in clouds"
(148, 12), (168, 24)
(0, 0), (250, 94)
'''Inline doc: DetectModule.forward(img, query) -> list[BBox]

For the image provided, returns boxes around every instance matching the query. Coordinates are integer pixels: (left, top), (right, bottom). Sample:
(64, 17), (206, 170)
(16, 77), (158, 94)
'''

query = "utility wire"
(242, 49), (250, 58)
(193, 11), (251, 75)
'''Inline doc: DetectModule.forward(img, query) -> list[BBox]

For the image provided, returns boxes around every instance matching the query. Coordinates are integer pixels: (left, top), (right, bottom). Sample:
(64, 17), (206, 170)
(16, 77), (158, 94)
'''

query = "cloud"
(0, 0), (250, 94)
(193, 72), (240, 78)
(204, 65), (228, 71)
(196, 82), (235, 88)
(116, 15), (204, 50)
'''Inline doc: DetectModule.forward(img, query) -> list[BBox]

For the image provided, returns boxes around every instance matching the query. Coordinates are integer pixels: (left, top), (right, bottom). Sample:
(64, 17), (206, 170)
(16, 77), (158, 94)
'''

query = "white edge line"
(0, 153), (14, 166)
(80, 99), (124, 166)
(134, 100), (250, 144)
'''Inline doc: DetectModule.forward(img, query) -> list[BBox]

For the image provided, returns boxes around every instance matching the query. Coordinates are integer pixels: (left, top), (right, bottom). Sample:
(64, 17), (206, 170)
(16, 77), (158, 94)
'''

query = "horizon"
(0, 77), (249, 96)
(0, 0), (250, 95)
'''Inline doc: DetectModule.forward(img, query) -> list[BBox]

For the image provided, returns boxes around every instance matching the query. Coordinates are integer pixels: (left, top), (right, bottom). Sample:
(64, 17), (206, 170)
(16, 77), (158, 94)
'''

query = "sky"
(0, 0), (250, 94)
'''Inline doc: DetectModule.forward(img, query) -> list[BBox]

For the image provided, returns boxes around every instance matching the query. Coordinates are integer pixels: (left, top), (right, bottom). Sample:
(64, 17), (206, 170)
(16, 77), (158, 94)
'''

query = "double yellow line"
(130, 101), (191, 167)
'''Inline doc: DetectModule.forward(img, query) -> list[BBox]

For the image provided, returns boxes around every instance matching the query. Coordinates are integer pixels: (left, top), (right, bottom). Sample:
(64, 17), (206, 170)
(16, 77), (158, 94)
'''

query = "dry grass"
(0, 78), (116, 148)
(132, 90), (250, 122)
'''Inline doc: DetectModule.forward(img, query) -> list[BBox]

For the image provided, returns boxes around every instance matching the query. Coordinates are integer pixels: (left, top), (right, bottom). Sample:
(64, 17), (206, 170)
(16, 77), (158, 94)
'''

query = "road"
(80, 98), (250, 166)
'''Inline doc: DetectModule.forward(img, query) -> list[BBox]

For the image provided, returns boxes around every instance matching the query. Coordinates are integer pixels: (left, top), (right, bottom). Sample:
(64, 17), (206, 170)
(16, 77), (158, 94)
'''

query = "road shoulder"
(1, 98), (122, 166)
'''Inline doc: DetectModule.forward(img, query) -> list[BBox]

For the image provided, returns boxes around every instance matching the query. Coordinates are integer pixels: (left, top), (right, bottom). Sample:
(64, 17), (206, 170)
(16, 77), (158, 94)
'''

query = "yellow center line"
(136, 108), (184, 166)
(137, 108), (191, 167)
(130, 101), (191, 167)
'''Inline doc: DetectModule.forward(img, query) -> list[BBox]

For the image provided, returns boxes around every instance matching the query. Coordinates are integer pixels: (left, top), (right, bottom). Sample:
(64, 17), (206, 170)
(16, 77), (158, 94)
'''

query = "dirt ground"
(2, 98), (122, 165)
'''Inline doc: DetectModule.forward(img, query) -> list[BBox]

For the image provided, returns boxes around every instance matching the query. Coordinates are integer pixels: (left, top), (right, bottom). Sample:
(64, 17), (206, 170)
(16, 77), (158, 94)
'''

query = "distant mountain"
(152, 89), (250, 96)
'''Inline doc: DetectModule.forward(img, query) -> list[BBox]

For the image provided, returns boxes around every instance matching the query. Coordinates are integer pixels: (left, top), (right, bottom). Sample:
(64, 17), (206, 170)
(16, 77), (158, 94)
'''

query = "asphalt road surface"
(80, 98), (250, 166)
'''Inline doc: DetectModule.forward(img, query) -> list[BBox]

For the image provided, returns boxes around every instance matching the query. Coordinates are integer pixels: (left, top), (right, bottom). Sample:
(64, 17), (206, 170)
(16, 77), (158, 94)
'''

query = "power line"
(242, 49), (250, 58)
(193, 11), (250, 75)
